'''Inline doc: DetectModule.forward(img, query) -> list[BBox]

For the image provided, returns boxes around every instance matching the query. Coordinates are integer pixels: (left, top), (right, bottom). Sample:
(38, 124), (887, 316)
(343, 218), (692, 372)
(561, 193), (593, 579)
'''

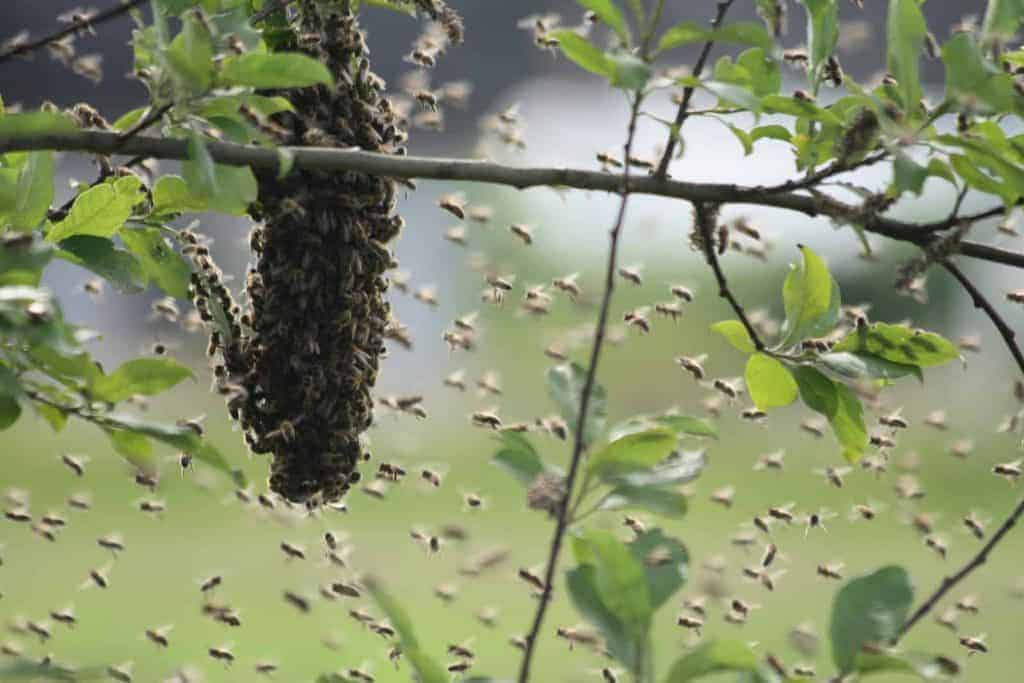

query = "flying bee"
(254, 661), (279, 676)
(509, 223), (534, 244)
(438, 194), (466, 219)
(741, 407), (767, 421)
(870, 433), (896, 450)
(467, 205), (494, 224)
(476, 606), (499, 627)
(850, 501), (886, 522)
(676, 615), (704, 635)
(624, 516), (646, 535)
(730, 532), (757, 551)
(370, 622), (396, 638)
(924, 409), (949, 430)
(434, 582), (458, 603)
(682, 594), (708, 616)
(83, 564), (111, 589)
(444, 225), (467, 245)
(802, 509), (836, 535)
(767, 503), (796, 524)
(60, 453), (89, 477)
(150, 296), (180, 323)
(144, 625), (173, 648)
(40, 512), (66, 527)
(485, 274), (515, 303)
(421, 467), (445, 488)
(949, 439), (974, 459)
(362, 480), (389, 499)
(477, 371), (502, 396)
(331, 582), (361, 598)
(283, 590), (311, 613)
(106, 662), (133, 682)
(413, 286), (439, 307)
(411, 528), (442, 554)
(68, 492), (92, 510)
(957, 335), (982, 353)
(753, 516), (772, 535)
(753, 449), (785, 472)
(279, 541), (306, 560)
(134, 471), (158, 490)
(675, 355), (706, 380)
(596, 151), (623, 168)
(817, 562), (845, 580)
(617, 265), (643, 286)
(896, 475), (927, 500)
(447, 660), (472, 673)
(799, 417), (826, 437)
(963, 511), (988, 539)
(670, 285), (694, 302)
(623, 307), (651, 334)
(655, 302), (683, 321)
(391, 270), (411, 293)
(710, 486), (735, 508)
(955, 593), (981, 614)
(471, 410), (503, 430)
(818, 466), (851, 488)
(934, 608), (958, 631)
(556, 626), (600, 650)
(993, 459), (1022, 483)
(463, 491), (485, 510)
(208, 645), (235, 665)
(712, 378), (740, 400)
(552, 273), (582, 301)
(959, 634), (988, 655)
(82, 277), (104, 298)
(49, 607), (76, 628)
(761, 543), (778, 568)
(539, 415), (569, 440)
(518, 567), (546, 593)
(137, 499), (165, 516)
(443, 369), (467, 391)
(1007, 290), (1024, 304)
(97, 533), (125, 555)
(730, 598), (760, 617)
(925, 534), (948, 559)
(879, 410), (909, 429)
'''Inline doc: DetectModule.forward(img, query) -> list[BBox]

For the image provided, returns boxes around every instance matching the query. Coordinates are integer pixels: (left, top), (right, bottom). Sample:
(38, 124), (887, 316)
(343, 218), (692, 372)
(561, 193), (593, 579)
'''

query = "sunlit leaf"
(47, 177), (144, 242)
(56, 236), (148, 293)
(166, 13), (216, 94)
(781, 244), (836, 346)
(120, 227), (192, 299)
(92, 357), (194, 403)
(832, 322), (960, 368)
(800, 0), (839, 89)
(600, 485), (688, 518)
(7, 152), (54, 231)
(711, 319), (757, 353)
(551, 30), (614, 79)
(574, 529), (652, 643)
(818, 351), (923, 383)
(219, 52), (334, 89)
(745, 353), (798, 409)
(577, 0), (630, 44)
(546, 362), (606, 449)
(491, 431), (552, 485)
(587, 427), (677, 480)
(886, 0), (927, 114)
(666, 639), (760, 682)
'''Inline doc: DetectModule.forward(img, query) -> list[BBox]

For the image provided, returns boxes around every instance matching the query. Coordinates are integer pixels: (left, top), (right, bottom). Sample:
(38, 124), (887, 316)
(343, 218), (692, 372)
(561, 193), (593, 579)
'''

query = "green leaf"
(600, 485), (688, 518)
(92, 358), (194, 403)
(0, 395), (21, 430)
(711, 319), (757, 353)
(364, 576), (448, 683)
(950, 154), (1012, 203)
(616, 449), (706, 488)
(892, 151), (929, 196)
(151, 174), (208, 214)
(793, 366), (868, 462)
(491, 431), (550, 485)
(703, 81), (761, 111)
(666, 640), (760, 682)
(781, 244), (836, 346)
(830, 566), (914, 674)
(745, 353), (798, 409)
(7, 151), (54, 231)
(545, 362), (606, 449)
(218, 52), (334, 89)
(101, 413), (245, 485)
(982, 0), (1024, 47)
(832, 322), (960, 368)
(628, 529), (689, 610)
(551, 30), (614, 79)
(577, 0), (630, 44)
(35, 402), (67, 432)
(942, 33), (1018, 114)
(56, 236), (148, 293)
(0, 235), (54, 286)
(48, 177), (144, 242)
(886, 0), (927, 114)
(112, 107), (147, 132)
(105, 426), (156, 472)
(166, 13), (216, 94)
(607, 51), (652, 90)
(653, 415), (718, 440)
(657, 21), (774, 54)
(818, 351), (923, 383)
(182, 132), (257, 215)
(587, 427), (677, 481)
(800, 0), (840, 89)
(574, 529), (652, 642)
(751, 124), (791, 143)
(120, 228), (192, 299)
(566, 565), (636, 668)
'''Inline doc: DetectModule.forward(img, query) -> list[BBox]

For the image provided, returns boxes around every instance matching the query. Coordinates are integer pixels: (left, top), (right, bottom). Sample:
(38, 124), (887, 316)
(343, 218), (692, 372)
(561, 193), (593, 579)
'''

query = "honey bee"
(682, 594), (708, 616)
(753, 515), (772, 535)
(816, 562), (844, 580)
(753, 449), (785, 472)
(134, 472), (158, 490)
(151, 296), (180, 323)
(949, 439), (974, 459)
(710, 486), (735, 508)
(144, 625), (173, 648)
(624, 516), (646, 535)
(740, 407), (767, 421)
(60, 453), (88, 477)
(331, 582), (361, 598)
(254, 661), (279, 675)
(676, 615), (704, 635)
(279, 541), (306, 560)
(713, 378), (740, 399)
(138, 499), (166, 515)
(799, 417), (826, 437)
(208, 645), (235, 665)
(476, 606), (499, 627)
(957, 335), (982, 353)
(434, 582), (458, 602)
(438, 194), (466, 219)
(477, 371), (502, 396)
(934, 607), (958, 631)
(993, 459), (1022, 483)
(517, 567), (547, 592)
(447, 660), (472, 673)
(925, 534), (948, 559)
(97, 533), (125, 555)
(1007, 290), (1024, 304)
(675, 355), (705, 380)
(959, 634), (988, 655)
(49, 607), (76, 628)
(596, 151), (623, 168)
(413, 286), (439, 307)
(730, 532), (757, 551)
(955, 593), (981, 614)
(390, 270), (411, 293)
(106, 662), (133, 682)
(421, 468), (444, 487)
(670, 285), (694, 302)
(471, 410), (503, 430)
(623, 307), (651, 334)
(896, 475), (927, 501)
(84, 564), (111, 589)
(509, 223), (534, 244)
(444, 225), (467, 245)
(552, 273), (582, 301)
(963, 511), (987, 539)
(819, 466), (851, 488)
(879, 411), (908, 429)
(924, 409), (949, 430)
(411, 528), (442, 554)
(68, 493), (92, 510)
(485, 274), (515, 303)
(443, 369), (467, 391)
(617, 265), (643, 286)
(283, 590), (311, 613)
(767, 503), (796, 524)
(761, 543), (778, 568)
(556, 626), (600, 650)
(463, 492), (484, 510)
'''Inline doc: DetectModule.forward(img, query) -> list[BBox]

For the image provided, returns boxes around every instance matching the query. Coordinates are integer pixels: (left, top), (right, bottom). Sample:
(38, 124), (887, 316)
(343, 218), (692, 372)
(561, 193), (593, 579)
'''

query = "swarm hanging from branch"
(196, 0), (423, 504)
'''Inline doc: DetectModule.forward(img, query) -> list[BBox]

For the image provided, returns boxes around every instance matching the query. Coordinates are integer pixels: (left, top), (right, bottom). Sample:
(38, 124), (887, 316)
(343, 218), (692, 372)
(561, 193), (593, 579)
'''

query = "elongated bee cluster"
(191, 1), (428, 504)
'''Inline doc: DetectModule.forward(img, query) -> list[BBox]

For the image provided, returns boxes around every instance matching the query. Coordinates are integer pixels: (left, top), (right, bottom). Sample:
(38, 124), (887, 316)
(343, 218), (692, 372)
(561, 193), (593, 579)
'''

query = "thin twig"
(0, 0), (147, 65)
(1, 129), (1022, 270)
(696, 203), (765, 351)
(758, 151), (890, 195)
(897, 496), (1024, 639)
(516, 92), (645, 683)
(117, 102), (173, 146)
(942, 261), (1024, 376)
(654, 0), (737, 178)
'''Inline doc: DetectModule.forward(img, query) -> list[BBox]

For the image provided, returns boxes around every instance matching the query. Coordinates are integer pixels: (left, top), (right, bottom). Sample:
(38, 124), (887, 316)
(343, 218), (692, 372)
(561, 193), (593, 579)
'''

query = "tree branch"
(654, 0), (737, 178)
(696, 203), (765, 351)
(516, 94), (645, 683)
(942, 261), (1024, 377)
(1, 129), (1020, 269)
(0, 0), (147, 65)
